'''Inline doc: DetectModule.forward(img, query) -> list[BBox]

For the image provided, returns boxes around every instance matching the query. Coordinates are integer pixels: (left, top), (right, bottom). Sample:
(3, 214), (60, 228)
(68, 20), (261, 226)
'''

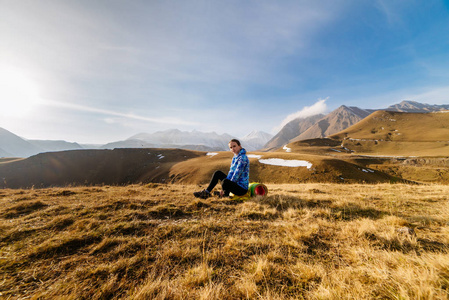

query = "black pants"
(206, 171), (248, 196)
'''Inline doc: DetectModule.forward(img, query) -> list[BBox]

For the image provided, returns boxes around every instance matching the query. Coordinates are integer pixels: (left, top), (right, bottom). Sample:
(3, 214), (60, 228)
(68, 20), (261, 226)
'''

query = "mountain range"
(102, 129), (272, 152)
(263, 100), (449, 149)
(0, 127), (273, 158)
(1, 100), (448, 158)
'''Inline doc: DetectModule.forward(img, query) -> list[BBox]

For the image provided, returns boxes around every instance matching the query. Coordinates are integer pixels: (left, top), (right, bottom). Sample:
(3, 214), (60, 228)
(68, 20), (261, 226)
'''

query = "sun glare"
(0, 67), (42, 117)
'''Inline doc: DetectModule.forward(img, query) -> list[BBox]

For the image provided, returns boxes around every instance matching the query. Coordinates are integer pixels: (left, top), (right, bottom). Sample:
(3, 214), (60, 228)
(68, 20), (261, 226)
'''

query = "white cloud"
(273, 98), (328, 133)
(41, 99), (199, 126)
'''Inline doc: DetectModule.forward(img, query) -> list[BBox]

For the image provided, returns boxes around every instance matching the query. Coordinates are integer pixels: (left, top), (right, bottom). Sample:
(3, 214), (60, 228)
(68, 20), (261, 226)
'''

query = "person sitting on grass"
(194, 139), (249, 199)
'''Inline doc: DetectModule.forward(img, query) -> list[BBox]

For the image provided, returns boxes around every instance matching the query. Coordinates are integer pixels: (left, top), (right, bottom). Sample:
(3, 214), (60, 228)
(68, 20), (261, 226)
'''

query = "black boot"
(193, 189), (210, 199)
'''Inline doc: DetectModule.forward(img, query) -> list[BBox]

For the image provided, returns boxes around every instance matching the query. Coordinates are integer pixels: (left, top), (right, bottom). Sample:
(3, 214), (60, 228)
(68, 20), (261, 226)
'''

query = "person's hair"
(229, 139), (241, 146)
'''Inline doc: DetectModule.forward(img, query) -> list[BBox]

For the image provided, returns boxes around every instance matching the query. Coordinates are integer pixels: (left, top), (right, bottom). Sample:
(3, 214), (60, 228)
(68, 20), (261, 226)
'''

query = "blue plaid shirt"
(227, 148), (249, 190)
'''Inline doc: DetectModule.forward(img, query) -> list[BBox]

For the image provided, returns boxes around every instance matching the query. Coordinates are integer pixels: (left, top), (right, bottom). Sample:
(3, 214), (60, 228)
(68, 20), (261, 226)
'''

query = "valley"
(1, 106), (448, 188)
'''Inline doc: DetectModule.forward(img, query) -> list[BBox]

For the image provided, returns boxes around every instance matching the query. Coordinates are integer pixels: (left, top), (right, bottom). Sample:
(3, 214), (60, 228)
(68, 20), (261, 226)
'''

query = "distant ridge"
(386, 100), (449, 112)
(27, 139), (83, 152)
(104, 129), (272, 152)
(104, 129), (235, 151)
(100, 139), (218, 152)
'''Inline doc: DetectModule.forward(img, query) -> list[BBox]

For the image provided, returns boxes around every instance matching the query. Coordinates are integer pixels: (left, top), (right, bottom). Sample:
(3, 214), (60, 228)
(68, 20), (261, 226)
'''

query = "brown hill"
(0, 148), (203, 189)
(329, 111), (449, 156)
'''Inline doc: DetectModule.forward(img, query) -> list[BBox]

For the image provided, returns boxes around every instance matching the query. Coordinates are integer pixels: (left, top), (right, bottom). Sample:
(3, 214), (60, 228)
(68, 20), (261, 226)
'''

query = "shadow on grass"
(2, 201), (48, 219)
(257, 195), (388, 221)
(364, 232), (449, 254)
(1, 228), (37, 243)
(29, 234), (102, 259)
(330, 205), (388, 221)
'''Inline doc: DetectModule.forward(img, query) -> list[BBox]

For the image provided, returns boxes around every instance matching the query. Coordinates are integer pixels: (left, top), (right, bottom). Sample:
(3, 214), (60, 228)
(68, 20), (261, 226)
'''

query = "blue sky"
(1, 0), (449, 143)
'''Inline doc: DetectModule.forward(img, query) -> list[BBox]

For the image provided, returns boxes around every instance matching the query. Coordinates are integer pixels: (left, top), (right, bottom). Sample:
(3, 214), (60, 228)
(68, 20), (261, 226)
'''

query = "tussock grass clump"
(0, 183), (448, 299)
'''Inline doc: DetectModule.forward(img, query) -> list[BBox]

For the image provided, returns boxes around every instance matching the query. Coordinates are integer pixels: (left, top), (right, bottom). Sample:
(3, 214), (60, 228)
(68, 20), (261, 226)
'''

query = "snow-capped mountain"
(129, 129), (234, 148)
(386, 100), (449, 112)
(102, 129), (273, 152)
(240, 130), (273, 151)
(101, 129), (236, 151)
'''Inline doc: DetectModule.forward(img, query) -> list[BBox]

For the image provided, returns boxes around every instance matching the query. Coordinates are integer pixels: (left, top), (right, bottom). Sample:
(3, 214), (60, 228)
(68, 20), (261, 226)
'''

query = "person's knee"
(213, 170), (226, 180)
(213, 170), (224, 176)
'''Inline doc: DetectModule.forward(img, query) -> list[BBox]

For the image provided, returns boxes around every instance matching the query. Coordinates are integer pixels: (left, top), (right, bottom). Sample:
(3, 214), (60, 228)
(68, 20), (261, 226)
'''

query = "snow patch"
(283, 145), (292, 152)
(247, 154), (263, 159)
(259, 158), (312, 168)
(157, 154), (165, 159)
(206, 152), (218, 157)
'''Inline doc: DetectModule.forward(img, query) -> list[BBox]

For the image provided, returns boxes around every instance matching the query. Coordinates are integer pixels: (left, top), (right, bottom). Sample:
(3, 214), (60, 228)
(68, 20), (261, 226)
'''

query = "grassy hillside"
(1, 183), (448, 299)
(0, 148), (203, 189)
(331, 111), (449, 142)
(169, 150), (402, 184)
(329, 111), (449, 156)
(350, 157), (449, 184)
(280, 139), (449, 184)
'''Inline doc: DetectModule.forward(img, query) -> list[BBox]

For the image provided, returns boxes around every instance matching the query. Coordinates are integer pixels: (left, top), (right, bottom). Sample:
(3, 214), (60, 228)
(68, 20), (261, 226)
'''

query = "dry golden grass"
(329, 111), (449, 157)
(1, 183), (448, 299)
